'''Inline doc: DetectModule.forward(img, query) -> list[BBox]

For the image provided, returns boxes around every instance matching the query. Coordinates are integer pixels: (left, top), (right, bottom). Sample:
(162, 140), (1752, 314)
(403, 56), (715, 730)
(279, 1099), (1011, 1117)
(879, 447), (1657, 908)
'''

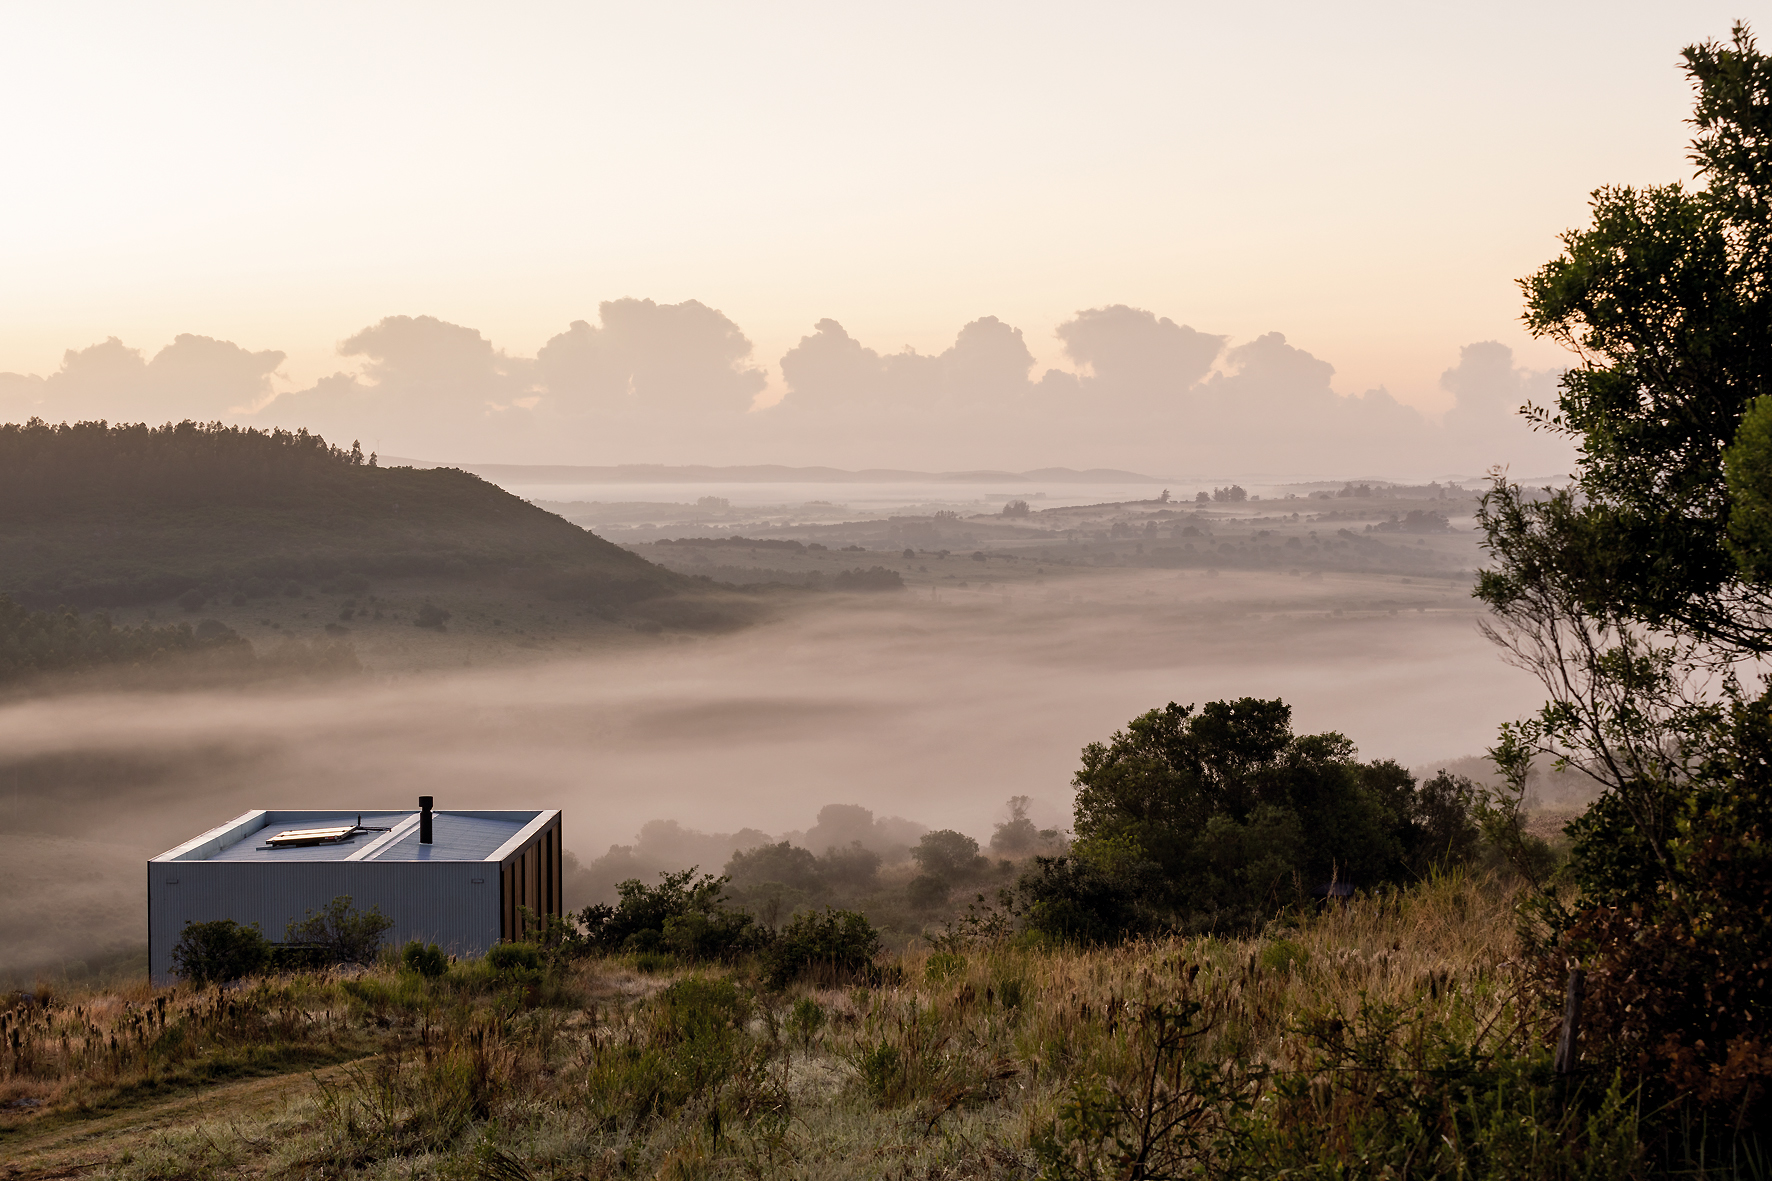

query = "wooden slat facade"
(499, 813), (564, 941)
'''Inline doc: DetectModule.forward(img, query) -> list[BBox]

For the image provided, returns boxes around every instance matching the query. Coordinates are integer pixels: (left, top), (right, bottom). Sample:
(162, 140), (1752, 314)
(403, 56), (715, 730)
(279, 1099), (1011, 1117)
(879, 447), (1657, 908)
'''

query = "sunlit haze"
(2, 2), (1759, 472)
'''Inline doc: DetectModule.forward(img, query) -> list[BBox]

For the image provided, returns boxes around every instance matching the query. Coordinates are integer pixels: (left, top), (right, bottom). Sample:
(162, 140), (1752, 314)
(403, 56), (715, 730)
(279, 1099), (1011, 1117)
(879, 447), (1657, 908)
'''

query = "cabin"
(147, 797), (562, 984)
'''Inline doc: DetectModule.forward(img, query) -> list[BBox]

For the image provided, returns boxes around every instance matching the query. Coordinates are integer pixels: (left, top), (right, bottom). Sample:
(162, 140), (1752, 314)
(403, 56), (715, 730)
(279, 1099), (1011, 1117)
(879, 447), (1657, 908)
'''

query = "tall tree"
(1488, 25), (1772, 652)
(1478, 25), (1772, 1130)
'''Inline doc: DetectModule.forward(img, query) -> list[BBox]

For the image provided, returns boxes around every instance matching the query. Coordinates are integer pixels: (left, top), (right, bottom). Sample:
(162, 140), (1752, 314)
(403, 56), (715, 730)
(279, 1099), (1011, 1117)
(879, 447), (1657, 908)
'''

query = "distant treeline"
(0, 419), (372, 515)
(0, 595), (358, 685)
(656, 536), (814, 551)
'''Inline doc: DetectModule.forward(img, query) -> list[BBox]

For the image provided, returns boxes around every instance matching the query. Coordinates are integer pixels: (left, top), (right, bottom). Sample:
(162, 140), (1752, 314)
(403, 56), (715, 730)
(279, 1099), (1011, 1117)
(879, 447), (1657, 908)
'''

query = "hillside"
(0, 420), (675, 612)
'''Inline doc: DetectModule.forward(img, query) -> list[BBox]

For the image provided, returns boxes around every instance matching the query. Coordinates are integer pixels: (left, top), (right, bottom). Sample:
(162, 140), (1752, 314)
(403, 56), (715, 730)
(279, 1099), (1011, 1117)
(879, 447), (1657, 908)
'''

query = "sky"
(1, 1), (1762, 472)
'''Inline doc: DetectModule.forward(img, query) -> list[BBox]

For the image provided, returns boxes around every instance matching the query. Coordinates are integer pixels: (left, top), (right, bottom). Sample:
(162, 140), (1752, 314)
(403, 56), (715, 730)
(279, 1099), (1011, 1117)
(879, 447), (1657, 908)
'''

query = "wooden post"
(1554, 967), (1585, 1076)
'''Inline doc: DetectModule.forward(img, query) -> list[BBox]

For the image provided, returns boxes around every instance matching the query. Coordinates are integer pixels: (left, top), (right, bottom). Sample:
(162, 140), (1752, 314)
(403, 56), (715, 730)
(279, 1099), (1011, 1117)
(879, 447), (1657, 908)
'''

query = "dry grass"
(1, 872), (1595, 1180)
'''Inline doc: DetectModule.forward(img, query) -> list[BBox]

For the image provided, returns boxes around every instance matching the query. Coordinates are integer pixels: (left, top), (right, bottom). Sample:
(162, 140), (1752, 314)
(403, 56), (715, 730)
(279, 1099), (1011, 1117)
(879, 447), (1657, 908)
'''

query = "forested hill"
(0, 419), (675, 609)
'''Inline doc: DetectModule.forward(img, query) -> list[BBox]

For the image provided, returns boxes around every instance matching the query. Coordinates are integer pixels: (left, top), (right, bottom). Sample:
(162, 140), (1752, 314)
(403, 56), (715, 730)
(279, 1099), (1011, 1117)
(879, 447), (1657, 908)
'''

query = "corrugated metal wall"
(148, 860), (498, 984)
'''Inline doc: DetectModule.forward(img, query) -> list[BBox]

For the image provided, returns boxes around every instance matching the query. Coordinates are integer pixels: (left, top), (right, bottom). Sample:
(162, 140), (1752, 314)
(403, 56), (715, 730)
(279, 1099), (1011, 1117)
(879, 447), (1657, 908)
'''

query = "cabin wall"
(147, 861), (498, 984)
(499, 814), (564, 941)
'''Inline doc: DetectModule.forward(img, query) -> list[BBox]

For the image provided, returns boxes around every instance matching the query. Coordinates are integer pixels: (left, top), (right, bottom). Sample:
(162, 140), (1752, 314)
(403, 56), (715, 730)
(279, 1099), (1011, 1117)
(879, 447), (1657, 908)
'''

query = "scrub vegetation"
(6, 871), (1624, 1181)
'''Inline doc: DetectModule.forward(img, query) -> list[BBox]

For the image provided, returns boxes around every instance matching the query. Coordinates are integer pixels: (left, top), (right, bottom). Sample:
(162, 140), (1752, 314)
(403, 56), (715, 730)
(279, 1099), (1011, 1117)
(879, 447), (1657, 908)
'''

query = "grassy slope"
(0, 875), (1564, 1181)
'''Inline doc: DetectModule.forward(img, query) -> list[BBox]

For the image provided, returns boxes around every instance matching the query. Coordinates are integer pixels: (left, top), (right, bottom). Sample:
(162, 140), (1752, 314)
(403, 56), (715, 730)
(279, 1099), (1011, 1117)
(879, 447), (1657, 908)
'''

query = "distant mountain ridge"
(381, 460), (1160, 485)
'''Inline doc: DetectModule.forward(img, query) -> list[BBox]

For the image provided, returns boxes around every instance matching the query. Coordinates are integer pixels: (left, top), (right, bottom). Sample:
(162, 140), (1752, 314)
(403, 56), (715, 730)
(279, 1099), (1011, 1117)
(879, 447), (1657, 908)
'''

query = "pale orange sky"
(1, 1), (1761, 417)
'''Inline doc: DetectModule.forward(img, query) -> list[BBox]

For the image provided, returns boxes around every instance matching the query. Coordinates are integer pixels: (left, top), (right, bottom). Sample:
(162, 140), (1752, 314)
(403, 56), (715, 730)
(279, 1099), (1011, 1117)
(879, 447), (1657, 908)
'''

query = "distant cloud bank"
(0, 303), (1572, 477)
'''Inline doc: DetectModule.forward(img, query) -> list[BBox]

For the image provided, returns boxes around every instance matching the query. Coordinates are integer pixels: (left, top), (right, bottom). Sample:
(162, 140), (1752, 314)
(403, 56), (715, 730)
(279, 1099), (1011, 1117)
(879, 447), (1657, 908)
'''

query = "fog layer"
(0, 568), (1538, 974)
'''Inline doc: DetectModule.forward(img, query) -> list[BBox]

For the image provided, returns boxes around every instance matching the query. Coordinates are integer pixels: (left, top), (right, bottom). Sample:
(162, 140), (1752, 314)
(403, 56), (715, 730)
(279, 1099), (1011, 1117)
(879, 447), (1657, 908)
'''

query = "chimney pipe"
(419, 796), (433, 844)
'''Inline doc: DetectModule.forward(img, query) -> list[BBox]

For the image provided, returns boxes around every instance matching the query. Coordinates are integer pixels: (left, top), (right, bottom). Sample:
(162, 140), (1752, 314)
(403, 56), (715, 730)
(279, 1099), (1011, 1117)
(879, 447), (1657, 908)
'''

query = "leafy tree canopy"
(1044, 698), (1479, 937)
(1475, 25), (1772, 1131)
(1489, 25), (1772, 651)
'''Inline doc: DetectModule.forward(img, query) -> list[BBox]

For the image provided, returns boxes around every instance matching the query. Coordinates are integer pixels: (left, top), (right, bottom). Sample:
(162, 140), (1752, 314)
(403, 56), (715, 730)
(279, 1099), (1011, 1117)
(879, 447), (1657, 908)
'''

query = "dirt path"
(0, 1059), (367, 1180)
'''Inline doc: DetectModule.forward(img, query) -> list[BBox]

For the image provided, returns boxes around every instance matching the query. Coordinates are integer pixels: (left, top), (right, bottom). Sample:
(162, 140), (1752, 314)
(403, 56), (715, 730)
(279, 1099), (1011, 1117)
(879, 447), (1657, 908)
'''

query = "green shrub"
(992, 971), (1028, 1011)
(400, 941), (448, 978)
(1012, 841), (1164, 945)
(169, 918), (271, 984)
(578, 868), (760, 961)
(486, 943), (543, 973)
(855, 1039), (904, 1107)
(763, 907), (880, 988)
(790, 997), (826, 1048)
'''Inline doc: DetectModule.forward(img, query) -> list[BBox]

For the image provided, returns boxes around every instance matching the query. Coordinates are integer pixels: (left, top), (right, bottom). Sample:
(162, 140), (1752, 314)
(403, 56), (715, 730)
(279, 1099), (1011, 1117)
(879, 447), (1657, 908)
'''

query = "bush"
(414, 602), (450, 630)
(486, 942), (543, 974)
(170, 918), (271, 984)
(400, 940), (448, 977)
(193, 618), (234, 642)
(763, 907), (880, 988)
(578, 868), (761, 961)
(1012, 843), (1163, 945)
(1540, 688), (1772, 1128)
(285, 895), (394, 966)
(177, 588), (207, 612)
(905, 874), (950, 912)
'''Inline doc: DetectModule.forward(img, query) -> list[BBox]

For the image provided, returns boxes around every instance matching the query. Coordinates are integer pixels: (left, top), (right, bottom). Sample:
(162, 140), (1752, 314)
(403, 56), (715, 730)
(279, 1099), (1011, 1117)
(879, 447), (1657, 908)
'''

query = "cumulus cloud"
(774, 311), (1462, 471)
(147, 334), (288, 414)
(537, 299), (765, 418)
(1438, 341), (1572, 475)
(1181, 332), (1427, 472)
(778, 315), (1035, 416)
(344, 316), (534, 407)
(242, 302), (770, 461)
(0, 371), (48, 421)
(249, 315), (540, 458)
(2, 307), (1579, 475)
(1056, 305), (1224, 398)
(0, 334), (285, 424)
(777, 319), (884, 408)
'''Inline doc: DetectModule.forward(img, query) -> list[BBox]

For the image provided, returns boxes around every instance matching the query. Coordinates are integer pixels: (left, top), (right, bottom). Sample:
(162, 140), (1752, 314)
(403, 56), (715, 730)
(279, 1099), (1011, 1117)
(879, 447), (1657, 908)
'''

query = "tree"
(1488, 26), (1772, 655)
(1060, 699), (1464, 935)
(911, 829), (988, 883)
(990, 795), (1042, 854)
(1476, 24), (1772, 1136)
(816, 840), (882, 892)
(723, 841), (824, 894)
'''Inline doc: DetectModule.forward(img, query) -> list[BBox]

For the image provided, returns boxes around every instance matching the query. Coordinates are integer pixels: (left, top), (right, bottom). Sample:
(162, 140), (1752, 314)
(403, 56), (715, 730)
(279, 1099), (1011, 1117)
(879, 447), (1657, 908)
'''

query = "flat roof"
(152, 809), (556, 864)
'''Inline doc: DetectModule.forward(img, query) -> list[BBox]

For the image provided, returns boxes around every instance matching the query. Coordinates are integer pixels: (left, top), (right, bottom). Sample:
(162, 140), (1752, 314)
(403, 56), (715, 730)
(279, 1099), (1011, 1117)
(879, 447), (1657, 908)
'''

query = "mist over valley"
(1, 463), (1551, 979)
